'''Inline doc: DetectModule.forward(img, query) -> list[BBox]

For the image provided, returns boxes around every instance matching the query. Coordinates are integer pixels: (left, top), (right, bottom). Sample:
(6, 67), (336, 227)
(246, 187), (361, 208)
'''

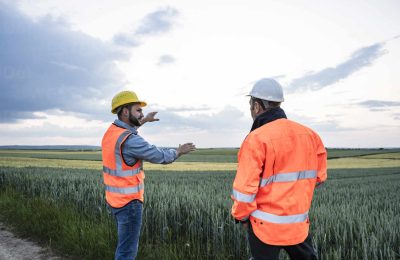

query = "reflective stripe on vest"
(251, 210), (308, 224)
(115, 131), (133, 170)
(232, 189), (256, 203)
(260, 170), (317, 187)
(105, 183), (144, 194)
(102, 130), (142, 176)
(103, 166), (141, 177)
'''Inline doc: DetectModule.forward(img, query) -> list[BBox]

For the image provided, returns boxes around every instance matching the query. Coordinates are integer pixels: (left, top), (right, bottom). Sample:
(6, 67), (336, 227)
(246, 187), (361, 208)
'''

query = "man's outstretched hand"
(140, 112), (159, 125)
(176, 143), (196, 157)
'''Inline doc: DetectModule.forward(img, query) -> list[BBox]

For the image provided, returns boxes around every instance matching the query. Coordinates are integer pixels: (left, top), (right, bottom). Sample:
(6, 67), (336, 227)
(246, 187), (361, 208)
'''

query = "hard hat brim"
(246, 94), (284, 102)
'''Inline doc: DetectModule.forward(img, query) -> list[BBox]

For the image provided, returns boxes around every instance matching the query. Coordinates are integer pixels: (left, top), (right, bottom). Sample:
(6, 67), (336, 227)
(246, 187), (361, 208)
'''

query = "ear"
(254, 102), (261, 114)
(122, 107), (129, 117)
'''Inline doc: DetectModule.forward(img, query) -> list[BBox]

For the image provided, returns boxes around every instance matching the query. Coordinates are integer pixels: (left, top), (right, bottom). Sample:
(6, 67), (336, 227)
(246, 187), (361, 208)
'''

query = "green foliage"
(0, 188), (116, 260)
(326, 148), (400, 159)
(0, 165), (400, 259)
(313, 168), (400, 260)
(0, 150), (102, 161)
(2, 148), (400, 162)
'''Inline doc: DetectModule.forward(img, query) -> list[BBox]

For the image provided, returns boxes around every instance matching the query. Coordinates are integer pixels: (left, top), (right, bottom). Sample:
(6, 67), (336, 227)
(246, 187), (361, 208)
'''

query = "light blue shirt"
(113, 119), (178, 166)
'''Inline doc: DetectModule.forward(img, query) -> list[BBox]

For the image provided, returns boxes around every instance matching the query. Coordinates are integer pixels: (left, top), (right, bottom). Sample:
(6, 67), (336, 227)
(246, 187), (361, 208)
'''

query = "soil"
(0, 222), (61, 260)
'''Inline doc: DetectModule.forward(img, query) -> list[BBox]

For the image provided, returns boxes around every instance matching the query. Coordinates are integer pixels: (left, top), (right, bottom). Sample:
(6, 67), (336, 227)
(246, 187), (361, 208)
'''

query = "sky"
(0, 0), (399, 148)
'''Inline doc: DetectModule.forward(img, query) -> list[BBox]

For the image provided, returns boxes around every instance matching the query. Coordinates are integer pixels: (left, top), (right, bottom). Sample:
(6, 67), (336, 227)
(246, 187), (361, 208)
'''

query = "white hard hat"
(248, 78), (284, 102)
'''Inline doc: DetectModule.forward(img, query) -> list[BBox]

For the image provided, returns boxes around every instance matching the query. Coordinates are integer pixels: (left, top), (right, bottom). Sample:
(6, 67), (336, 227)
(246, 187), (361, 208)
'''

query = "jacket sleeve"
(122, 134), (178, 165)
(315, 133), (327, 185)
(231, 134), (265, 221)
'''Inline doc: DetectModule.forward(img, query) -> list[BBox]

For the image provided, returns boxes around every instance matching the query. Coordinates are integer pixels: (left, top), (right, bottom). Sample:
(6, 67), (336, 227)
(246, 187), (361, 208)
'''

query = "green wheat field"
(0, 148), (399, 259)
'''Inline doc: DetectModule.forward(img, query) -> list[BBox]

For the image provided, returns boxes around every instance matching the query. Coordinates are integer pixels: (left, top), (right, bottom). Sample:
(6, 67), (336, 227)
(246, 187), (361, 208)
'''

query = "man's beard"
(128, 111), (142, 127)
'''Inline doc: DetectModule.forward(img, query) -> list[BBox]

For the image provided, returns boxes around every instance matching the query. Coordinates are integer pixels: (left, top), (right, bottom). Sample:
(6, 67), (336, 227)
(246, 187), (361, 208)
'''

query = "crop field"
(0, 149), (399, 259)
(1, 148), (399, 162)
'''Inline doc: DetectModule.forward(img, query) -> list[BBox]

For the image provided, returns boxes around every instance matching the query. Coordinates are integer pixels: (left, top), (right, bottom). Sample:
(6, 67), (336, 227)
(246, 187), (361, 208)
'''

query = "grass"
(0, 188), (116, 259)
(327, 157), (400, 168)
(2, 154), (400, 171)
(1, 148), (400, 162)
(360, 153), (400, 159)
(0, 149), (399, 259)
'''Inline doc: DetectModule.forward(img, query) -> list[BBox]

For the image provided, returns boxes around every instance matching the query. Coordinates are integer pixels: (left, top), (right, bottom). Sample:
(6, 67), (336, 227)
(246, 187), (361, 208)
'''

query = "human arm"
(231, 135), (264, 222)
(122, 134), (195, 165)
(176, 143), (196, 157)
(315, 133), (327, 187)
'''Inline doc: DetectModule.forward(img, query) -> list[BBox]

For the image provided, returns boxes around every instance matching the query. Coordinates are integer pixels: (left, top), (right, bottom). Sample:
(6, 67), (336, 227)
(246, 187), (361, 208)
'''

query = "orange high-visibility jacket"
(102, 123), (145, 208)
(231, 118), (327, 246)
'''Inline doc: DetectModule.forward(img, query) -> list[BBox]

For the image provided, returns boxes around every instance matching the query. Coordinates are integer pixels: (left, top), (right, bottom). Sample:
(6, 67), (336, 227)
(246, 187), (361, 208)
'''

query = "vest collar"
(250, 107), (287, 132)
(114, 119), (138, 134)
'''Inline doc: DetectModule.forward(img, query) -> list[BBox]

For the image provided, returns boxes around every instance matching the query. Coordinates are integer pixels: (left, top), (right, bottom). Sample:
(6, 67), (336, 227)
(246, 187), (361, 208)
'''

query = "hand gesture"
(176, 143), (196, 157)
(140, 112), (159, 125)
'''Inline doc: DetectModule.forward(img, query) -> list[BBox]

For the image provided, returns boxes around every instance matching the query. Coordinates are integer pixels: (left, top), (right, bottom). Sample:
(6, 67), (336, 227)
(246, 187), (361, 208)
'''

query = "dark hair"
(117, 103), (135, 119)
(251, 97), (266, 110)
(251, 97), (281, 110)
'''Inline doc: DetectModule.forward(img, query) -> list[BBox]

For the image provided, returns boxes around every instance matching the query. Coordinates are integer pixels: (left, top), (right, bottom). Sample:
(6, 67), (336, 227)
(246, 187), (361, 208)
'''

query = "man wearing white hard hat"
(231, 78), (327, 260)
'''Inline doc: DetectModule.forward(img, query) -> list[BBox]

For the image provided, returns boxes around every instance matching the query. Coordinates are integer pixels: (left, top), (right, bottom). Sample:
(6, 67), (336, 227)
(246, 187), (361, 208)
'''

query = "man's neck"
(121, 118), (133, 127)
(116, 118), (135, 129)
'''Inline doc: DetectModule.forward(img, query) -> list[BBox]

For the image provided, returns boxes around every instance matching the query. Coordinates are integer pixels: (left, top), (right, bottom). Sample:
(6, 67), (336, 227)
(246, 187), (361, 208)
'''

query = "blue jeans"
(109, 200), (143, 260)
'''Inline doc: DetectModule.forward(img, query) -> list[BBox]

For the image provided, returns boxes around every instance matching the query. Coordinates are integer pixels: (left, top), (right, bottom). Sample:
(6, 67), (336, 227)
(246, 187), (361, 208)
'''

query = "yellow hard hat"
(111, 91), (147, 114)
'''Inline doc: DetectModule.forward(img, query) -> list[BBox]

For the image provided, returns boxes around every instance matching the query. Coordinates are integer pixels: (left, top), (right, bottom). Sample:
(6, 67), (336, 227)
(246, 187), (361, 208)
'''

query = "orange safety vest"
(231, 118), (327, 246)
(102, 123), (145, 208)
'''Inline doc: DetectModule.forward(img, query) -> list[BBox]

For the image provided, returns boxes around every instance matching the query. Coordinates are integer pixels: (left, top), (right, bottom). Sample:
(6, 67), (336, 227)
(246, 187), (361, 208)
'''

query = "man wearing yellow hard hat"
(101, 90), (196, 260)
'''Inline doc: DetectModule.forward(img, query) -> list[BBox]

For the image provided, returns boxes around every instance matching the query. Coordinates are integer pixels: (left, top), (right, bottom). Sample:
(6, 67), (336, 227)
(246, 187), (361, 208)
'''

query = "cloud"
(0, 116), (108, 146)
(161, 106), (356, 135)
(147, 106), (353, 137)
(0, 106), (251, 147)
(142, 106), (251, 133)
(358, 100), (400, 109)
(140, 108), (250, 148)
(369, 108), (390, 112)
(157, 55), (176, 66)
(308, 120), (354, 132)
(112, 34), (141, 47)
(113, 7), (179, 47)
(287, 42), (387, 93)
(155, 105), (211, 112)
(136, 7), (179, 36)
(286, 112), (353, 133)
(0, 2), (126, 122)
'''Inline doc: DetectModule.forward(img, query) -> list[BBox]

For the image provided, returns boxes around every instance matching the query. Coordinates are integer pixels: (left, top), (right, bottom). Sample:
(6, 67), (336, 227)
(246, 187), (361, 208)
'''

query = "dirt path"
(0, 223), (61, 260)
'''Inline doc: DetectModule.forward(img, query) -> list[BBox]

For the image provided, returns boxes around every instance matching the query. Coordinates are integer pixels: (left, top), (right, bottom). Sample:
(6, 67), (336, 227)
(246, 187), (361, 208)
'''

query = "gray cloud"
(158, 55), (176, 66)
(142, 106), (251, 133)
(144, 107), (354, 138)
(136, 7), (179, 36)
(156, 105), (211, 112)
(0, 121), (105, 139)
(112, 34), (141, 47)
(369, 108), (390, 112)
(0, 2), (126, 122)
(113, 7), (179, 47)
(287, 112), (354, 133)
(287, 42), (387, 93)
(148, 106), (355, 135)
(309, 120), (354, 132)
(0, 106), (251, 147)
(358, 100), (400, 109)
